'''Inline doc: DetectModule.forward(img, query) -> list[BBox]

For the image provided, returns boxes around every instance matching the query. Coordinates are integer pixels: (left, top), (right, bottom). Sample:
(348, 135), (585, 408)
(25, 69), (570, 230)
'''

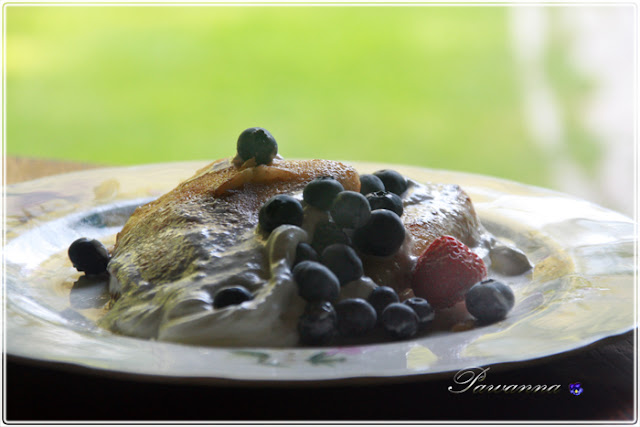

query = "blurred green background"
(6, 5), (634, 214)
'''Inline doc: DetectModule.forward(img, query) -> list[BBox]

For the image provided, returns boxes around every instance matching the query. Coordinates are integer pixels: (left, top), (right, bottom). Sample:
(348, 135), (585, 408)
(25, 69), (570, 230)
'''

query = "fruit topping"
(298, 301), (338, 345)
(367, 285), (400, 317)
(489, 244), (533, 276)
(321, 243), (364, 286)
(68, 238), (110, 275)
(373, 169), (408, 196)
(213, 286), (254, 309)
(310, 220), (351, 253)
(411, 235), (487, 309)
(403, 297), (435, 326)
(303, 176), (344, 210)
(236, 127), (278, 166)
(335, 298), (377, 337)
(293, 242), (319, 266)
(292, 261), (341, 302)
(465, 279), (515, 323)
(366, 190), (404, 217)
(353, 209), (406, 257)
(358, 173), (385, 195)
(330, 190), (371, 229)
(258, 194), (304, 233)
(381, 302), (419, 339)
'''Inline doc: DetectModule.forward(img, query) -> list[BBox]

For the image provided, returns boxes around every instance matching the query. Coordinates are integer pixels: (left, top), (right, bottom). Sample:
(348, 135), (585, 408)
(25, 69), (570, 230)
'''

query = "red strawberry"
(411, 235), (487, 309)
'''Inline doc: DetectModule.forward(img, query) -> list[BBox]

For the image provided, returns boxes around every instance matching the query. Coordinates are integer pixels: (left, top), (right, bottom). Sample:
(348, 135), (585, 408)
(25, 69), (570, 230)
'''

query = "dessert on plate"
(68, 128), (532, 347)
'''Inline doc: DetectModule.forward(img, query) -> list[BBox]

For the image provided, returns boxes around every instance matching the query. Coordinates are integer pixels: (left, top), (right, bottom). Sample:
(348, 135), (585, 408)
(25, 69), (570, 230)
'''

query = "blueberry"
(321, 243), (363, 286)
(68, 238), (110, 275)
(404, 297), (435, 326)
(236, 127), (278, 165)
(292, 261), (340, 302)
(465, 279), (515, 324)
(298, 301), (337, 345)
(258, 195), (304, 233)
(373, 170), (408, 196)
(303, 176), (344, 210)
(335, 298), (377, 337)
(359, 174), (385, 195)
(213, 286), (254, 309)
(311, 221), (351, 254)
(330, 191), (371, 229)
(293, 242), (319, 266)
(367, 286), (399, 317)
(353, 209), (405, 257)
(366, 191), (404, 217)
(381, 303), (419, 339)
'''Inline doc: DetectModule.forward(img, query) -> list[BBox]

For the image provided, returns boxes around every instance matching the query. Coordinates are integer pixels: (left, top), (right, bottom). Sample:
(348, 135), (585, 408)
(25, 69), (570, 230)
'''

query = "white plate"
(4, 161), (636, 384)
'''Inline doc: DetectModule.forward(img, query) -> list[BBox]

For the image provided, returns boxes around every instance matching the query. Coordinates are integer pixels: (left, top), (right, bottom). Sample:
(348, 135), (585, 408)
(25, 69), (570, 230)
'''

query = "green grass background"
(7, 5), (584, 189)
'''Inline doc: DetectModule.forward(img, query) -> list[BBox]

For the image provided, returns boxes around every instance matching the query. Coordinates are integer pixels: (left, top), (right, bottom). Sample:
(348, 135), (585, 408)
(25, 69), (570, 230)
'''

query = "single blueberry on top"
(321, 243), (363, 286)
(68, 238), (110, 275)
(465, 279), (515, 324)
(293, 261), (341, 302)
(298, 301), (338, 346)
(359, 174), (385, 196)
(353, 209), (405, 257)
(236, 127), (278, 165)
(330, 191), (371, 229)
(213, 286), (254, 309)
(303, 176), (344, 210)
(366, 191), (404, 217)
(258, 194), (304, 233)
(373, 169), (408, 196)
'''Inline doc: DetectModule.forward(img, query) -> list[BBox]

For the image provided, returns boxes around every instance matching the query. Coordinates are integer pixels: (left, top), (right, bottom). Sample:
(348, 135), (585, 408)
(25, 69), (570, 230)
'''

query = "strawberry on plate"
(411, 235), (487, 309)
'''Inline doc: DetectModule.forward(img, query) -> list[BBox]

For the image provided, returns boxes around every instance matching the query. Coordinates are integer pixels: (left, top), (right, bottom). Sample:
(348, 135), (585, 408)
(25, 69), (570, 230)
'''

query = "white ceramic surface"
(4, 161), (636, 384)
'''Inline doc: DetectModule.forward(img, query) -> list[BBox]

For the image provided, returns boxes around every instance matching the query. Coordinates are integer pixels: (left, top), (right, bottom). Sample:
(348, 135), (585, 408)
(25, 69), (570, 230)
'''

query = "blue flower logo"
(569, 382), (583, 395)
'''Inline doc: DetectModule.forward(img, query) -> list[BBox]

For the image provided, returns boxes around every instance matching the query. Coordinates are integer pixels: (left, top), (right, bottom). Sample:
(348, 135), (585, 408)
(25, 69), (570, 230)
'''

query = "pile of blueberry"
(259, 169), (409, 256)
(258, 169), (437, 345)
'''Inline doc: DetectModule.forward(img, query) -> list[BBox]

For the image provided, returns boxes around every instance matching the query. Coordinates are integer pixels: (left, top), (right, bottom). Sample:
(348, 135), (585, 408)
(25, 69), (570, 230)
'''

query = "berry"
(353, 209), (405, 257)
(258, 195), (304, 233)
(335, 298), (377, 337)
(489, 245), (532, 276)
(330, 191), (371, 229)
(359, 174), (385, 195)
(366, 191), (404, 217)
(298, 301), (338, 345)
(292, 261), (340, 302)
(373, 169), (408, 196)
(236, 127), (278, 165)
(465, 279), (515, 324)
(68, 238), (110, 275)
(321, 243), (363, 286)
(381, 303), (419, 339)
(213, 286), (254, 309)
(403, 297), (435, 326)
(311, 221), (351, 254)
(411, 235), (487, 309)
(293, 242), (319, 266)
(303, 176), (344, 210)
(367, 286), (399, 317)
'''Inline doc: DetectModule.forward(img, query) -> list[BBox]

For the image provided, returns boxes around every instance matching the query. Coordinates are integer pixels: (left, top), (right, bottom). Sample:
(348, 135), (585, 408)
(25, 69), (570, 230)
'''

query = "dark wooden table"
(4, 157), (637, 422)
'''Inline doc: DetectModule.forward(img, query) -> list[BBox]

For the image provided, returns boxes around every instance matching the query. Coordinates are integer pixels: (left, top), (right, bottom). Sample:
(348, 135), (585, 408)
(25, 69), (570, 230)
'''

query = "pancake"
(99, 157), (493, 347)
